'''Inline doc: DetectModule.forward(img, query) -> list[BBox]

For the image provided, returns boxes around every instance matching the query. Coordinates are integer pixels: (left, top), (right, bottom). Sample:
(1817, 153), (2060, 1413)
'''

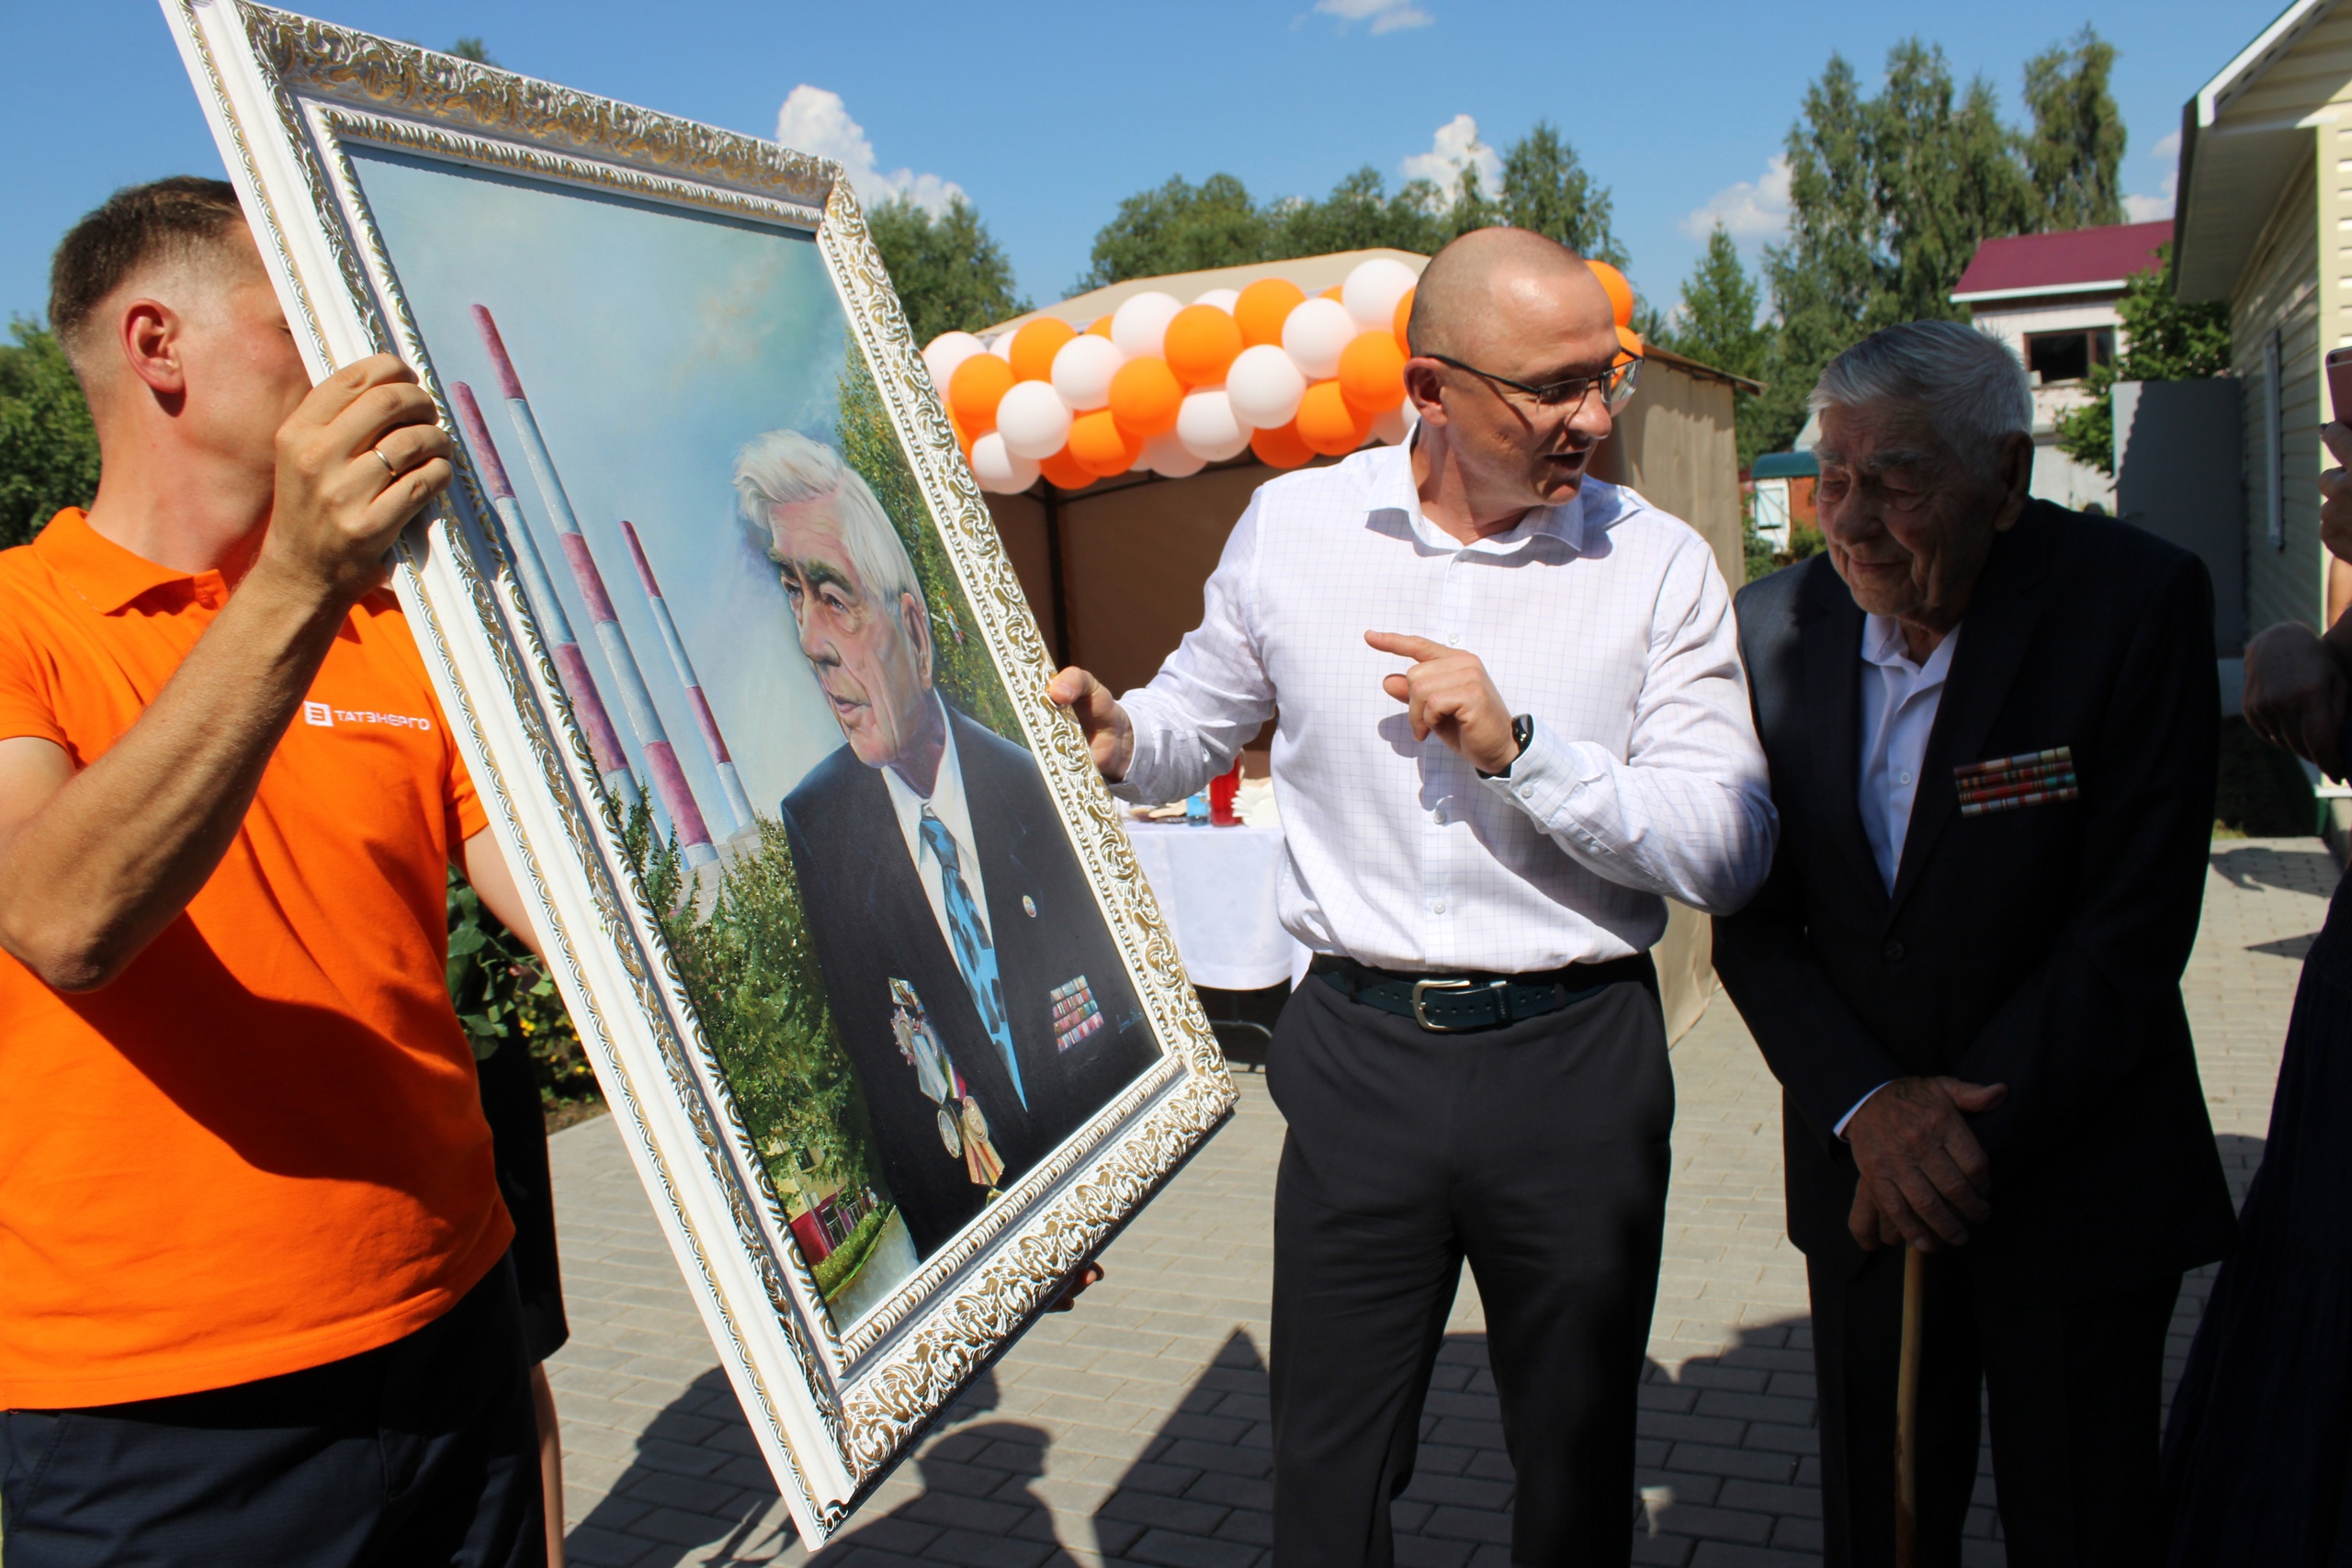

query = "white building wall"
(1970, 299), (2124, 513)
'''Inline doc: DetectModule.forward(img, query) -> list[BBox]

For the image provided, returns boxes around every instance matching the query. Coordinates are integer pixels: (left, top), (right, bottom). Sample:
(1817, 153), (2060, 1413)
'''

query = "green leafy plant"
(0, 321), (102, 551)
(443, 868), (598, 1106)
(866, 196), (1028, 345)
(810, 1204), (889, 1298)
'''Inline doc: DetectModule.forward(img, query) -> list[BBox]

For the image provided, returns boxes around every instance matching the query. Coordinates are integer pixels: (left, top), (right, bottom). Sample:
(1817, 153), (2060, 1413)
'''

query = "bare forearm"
(0, 569), (349, 988)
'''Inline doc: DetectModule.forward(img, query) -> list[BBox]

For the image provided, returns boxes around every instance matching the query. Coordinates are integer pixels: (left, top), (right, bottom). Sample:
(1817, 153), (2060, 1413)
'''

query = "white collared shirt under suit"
(1114, 443), (1775, 1562)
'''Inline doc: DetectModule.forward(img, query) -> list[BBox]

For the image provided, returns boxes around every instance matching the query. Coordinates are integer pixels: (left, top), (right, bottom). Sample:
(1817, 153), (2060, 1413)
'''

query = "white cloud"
(1401, 114), (1502, 198)
(2123, 130), (2182, 224)
(775, 85), (964, 217)
(1315, 0), (1433, 34)
(1680, 154), (1792, 243)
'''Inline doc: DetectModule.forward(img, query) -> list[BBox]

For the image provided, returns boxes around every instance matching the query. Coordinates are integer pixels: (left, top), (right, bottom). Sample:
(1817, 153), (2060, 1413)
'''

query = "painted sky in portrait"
(351, 146), (854, 824)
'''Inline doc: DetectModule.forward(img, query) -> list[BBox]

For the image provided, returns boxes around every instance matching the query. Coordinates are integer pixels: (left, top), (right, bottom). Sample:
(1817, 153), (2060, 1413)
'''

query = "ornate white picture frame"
(159, 1), (1234, 1543)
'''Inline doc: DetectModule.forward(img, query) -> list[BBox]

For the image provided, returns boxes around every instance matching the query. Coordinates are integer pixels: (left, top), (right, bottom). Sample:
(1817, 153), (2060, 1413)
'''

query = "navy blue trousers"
(0, 1254), (543, 1568)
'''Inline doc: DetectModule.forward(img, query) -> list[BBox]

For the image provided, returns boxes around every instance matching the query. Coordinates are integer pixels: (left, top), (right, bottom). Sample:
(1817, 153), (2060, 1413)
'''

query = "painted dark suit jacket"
(1713, 502), (2236, 1304)
(779, 702), (1159, 1258)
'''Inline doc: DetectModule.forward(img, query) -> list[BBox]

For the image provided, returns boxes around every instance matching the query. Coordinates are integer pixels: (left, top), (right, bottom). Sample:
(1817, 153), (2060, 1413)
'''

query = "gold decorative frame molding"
(159, 1), (1233, 1543)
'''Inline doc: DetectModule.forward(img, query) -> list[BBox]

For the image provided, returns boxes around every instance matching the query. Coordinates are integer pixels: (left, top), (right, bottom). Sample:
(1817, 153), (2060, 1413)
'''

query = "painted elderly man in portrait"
(739, 429), (1157, 1258)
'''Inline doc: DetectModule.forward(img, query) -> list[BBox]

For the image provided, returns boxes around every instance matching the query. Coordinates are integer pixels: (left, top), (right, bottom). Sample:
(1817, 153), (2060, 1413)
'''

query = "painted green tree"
(834, 344), (1024, 744)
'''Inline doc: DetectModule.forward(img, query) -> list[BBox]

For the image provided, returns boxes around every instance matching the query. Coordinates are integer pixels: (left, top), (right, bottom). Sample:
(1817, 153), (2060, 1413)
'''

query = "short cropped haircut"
(733, 429), (922, 615)
(48, 177), (248, 372)
(1809, 320), (2033, 473)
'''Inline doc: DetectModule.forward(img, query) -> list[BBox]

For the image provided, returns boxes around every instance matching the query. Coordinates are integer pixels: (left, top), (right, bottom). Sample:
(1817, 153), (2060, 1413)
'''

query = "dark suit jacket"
(780, 703), (1159, 1258)
(1713, 501), (2236, 1304)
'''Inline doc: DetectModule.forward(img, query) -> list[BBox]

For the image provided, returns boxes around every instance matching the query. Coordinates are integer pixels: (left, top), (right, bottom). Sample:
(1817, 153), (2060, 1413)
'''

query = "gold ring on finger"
(372, 446), (399, 477)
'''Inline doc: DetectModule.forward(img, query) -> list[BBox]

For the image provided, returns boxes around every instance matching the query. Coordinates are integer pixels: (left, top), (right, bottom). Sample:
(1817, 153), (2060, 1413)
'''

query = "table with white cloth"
(1122, 819), (1308, 991)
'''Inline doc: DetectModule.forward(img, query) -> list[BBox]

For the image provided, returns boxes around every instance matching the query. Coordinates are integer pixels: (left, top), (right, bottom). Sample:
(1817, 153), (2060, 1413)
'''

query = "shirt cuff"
(1476, 718), (1607, 824)
(1833, 1081), (1894, 1141)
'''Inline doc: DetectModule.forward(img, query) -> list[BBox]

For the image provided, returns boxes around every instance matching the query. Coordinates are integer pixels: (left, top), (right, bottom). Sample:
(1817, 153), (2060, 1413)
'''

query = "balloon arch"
(922, 256), (1643, 495)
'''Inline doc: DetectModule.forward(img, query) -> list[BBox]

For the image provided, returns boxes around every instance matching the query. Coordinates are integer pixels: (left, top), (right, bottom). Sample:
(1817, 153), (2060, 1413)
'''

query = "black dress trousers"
(1809, 1245), (2179, 1568)
(1267, 971), (1674, 1567)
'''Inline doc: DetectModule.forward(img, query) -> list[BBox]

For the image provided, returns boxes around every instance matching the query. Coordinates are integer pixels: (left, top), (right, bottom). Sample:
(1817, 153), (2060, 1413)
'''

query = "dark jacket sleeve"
(1711, 584), (1910, 1151)
(1950, 553), (2219, 1156)
(1713, 816), (1911, 1151)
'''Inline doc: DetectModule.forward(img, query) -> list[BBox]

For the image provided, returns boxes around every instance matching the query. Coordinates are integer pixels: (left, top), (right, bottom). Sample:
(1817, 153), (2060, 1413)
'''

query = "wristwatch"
(1478, 714), (1534, 780)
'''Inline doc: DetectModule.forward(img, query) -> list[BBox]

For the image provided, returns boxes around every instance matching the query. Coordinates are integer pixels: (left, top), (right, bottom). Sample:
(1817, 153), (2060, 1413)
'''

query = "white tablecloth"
(1124, 820), (1307, 990)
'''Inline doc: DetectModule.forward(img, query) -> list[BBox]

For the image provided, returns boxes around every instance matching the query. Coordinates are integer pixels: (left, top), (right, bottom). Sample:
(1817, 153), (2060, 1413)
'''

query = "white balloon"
(1282, 297), (1357, 381)
(994, 380), (1075, 460)
(1141, 429), (1207, 479)
(1111, 290), (1185, 361)
(922, 331), (987, 390)
(1051, 333), (1125, 412)
(1176, 388), (1250, 461)
(986, 332), (1016, 361)
(968, 432), (1040, 494)
(1342, 258), (1420, 333)
(1370, 401), (1416, 447)
(1225, 344), (1306, 430)
(1192, 288), (1241, 313)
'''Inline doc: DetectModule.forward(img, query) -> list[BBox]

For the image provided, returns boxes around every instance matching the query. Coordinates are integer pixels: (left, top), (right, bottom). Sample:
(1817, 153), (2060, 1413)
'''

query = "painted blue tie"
(920, 808), (1024, 1109)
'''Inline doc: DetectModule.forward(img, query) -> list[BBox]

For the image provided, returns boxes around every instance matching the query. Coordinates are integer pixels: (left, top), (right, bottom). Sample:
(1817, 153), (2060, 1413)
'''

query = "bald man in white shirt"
(1050, 228), (1776, 1567)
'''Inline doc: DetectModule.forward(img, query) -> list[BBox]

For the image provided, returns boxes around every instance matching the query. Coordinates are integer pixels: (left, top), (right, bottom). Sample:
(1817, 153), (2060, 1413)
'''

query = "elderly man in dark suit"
(740, 430), (1158, 1258)
(1714, 320), (2236, 1567)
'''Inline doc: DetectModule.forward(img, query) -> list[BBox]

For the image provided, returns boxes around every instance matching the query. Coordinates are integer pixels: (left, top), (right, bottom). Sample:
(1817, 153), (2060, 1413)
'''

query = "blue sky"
(4, 0), (2277, 331)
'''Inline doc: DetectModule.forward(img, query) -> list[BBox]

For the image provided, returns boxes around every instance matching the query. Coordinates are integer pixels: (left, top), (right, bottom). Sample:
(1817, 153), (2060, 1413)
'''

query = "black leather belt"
(1310, 953), (1655, 1033)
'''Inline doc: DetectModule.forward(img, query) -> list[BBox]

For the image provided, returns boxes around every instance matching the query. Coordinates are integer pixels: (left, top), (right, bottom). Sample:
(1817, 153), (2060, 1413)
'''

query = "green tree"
(1075, 173), (1270, 290)
(1653, 226), (1773, 466)
(2022, 28), (2126, 231)
(1498, 122), (1626, 265)
(447, 37), (494, 64)
(2052, 243), (2231, 473)
(1267, 166), (1445, 259)
(1751, 41), (2044, 456)
(866, 195), (1026, 345)
(0, 323), (102, 551)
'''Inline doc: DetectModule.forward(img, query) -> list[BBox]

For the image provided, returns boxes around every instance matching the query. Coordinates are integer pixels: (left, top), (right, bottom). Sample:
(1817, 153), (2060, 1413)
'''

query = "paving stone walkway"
(544, 838), (2337, 1568)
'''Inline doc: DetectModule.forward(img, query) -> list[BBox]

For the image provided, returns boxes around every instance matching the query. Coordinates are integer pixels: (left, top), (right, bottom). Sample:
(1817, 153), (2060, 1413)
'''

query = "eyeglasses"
(1427, 353), (1641, 412)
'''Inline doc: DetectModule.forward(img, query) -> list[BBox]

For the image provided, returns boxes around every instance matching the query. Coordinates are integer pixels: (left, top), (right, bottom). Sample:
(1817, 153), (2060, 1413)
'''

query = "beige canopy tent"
(975, 250), (1759, 1041)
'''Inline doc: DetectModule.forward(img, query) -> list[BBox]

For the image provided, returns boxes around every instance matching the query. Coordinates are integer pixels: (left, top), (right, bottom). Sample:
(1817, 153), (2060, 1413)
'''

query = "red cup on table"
(1209, 759), (1242, 826)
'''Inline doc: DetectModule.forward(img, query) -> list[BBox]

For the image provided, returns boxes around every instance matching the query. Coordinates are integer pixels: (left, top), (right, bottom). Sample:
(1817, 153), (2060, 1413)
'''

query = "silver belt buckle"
(1411, 976), (1474, 1032)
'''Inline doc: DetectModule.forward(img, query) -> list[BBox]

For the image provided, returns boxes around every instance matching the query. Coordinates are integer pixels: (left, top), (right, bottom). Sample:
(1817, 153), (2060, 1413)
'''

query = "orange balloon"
(1392, 286), (1415, 354)
(948, 353), (1015, 434)
(1250, 420), (1315, 469)
(1010, 317), (1076, 384)
(1234, 278), (1306, 348)
(1588, 260), (1634, 328)
(1296, 380), (1374, 457)
(951, 413), (976, 458)
(1320, 284), (1345, 301)
(1069, 409), (1146, 476)
(1038, 446), (1096, 491)
(1615, 323), (1645, 367)
(1338, 331), (1408, 412)
(1108, 356), (1184, 437)
(1086, 316), (1115, 339)
(1162, 304), (1244, 387)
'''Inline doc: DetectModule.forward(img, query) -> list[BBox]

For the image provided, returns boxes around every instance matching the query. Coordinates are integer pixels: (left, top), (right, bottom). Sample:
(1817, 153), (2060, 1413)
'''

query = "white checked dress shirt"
(1114, 444), (1777, 973)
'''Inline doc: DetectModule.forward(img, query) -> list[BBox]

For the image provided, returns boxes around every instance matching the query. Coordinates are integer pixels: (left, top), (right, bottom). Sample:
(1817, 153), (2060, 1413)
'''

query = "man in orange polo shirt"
(0, 178), (544, 1565)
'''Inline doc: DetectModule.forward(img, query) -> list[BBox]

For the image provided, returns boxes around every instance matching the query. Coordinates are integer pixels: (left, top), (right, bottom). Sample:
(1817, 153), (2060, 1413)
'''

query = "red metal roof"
(1951, 220), (2171, 301)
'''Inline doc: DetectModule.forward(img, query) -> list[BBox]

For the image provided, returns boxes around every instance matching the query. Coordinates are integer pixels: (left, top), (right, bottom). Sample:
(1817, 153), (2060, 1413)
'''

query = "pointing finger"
(1365, 630), (1448, 661)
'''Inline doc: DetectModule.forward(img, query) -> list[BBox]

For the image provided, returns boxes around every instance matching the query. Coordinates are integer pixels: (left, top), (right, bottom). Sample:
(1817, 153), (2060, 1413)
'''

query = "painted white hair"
(1808, 320), (2033, 472)
(733, 429), (921, 615)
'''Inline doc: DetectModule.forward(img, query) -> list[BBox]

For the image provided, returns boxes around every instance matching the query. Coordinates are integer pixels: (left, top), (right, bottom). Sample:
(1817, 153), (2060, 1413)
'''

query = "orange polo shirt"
(0, 509), (512, 1408)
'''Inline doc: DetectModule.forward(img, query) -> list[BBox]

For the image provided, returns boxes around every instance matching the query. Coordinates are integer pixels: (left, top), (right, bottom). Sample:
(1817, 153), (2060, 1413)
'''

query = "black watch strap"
(1479, 714), (1534, 780)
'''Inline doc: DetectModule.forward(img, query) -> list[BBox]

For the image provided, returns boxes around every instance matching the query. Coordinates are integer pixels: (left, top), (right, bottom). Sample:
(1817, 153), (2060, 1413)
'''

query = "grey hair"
(733, 429), (921, 615)
(1808, 320), (2033, 472)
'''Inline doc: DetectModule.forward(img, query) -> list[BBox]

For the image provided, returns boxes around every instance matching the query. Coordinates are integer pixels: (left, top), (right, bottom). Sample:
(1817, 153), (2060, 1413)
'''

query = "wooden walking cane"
(1894, 1244), (1926, 1568)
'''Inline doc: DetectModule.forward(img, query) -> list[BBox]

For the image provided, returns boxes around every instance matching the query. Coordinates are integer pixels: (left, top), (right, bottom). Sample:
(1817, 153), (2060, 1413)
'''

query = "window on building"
(2023, 327), (2117, 386)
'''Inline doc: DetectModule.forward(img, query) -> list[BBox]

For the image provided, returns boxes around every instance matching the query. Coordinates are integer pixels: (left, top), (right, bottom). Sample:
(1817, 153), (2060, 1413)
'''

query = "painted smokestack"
(470, 304), (716, 868)
(619, 519), (755, 835)
(450, 381), (641, 815)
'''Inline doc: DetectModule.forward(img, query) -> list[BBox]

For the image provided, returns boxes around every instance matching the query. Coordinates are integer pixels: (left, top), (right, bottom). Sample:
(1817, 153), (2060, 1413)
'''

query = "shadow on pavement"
(2209, 842), (2340, 897)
